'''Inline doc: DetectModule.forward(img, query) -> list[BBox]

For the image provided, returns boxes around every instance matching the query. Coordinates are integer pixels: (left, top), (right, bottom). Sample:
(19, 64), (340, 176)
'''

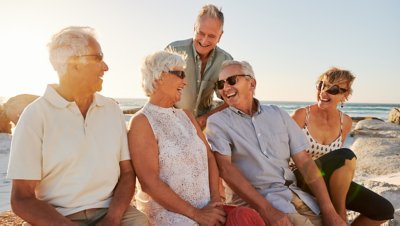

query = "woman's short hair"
(221, 60), (255, 78)
(48, 26), (96, 77)
(141, 50), (186, 96)
(317, 67), (356, 96)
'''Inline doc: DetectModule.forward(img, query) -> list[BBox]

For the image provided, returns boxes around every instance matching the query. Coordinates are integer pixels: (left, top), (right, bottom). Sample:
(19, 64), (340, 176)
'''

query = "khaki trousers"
(23, 205), (148, 226)
(287, 193), (323, 226)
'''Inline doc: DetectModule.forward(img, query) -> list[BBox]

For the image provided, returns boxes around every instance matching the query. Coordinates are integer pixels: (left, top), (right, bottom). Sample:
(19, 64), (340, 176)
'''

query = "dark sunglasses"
(167, 70), (185, 79)
(215, 74), (250, 90)
(317, 81), (347, 95)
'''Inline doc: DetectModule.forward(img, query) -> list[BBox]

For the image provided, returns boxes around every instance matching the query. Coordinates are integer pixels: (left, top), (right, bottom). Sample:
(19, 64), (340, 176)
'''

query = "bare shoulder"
(128, 113), (151, 133)
(182, 109), (197, 125)
(342, 112), (353, 134)
(291, 107), (307, 128)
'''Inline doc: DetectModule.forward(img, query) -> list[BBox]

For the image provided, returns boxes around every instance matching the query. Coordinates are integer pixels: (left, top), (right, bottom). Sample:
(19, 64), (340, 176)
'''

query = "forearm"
(220, 163), (273, 213)
(196, 103), (228, 129)
(12, 197), (72, 225)
(106, 171), (135, 221)
(208, 154), (222, 201)
(141, 177), (199, 220)
(298, 158), (336, 213)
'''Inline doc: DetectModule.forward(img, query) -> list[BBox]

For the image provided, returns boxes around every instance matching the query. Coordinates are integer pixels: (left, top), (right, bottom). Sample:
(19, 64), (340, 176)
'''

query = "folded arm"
(11, 179), (76, 226)
(292, 151), (346, 226)
(128, 113), (225, 225)
(214, 153), (293, 226)
(96, 160), (135, 226)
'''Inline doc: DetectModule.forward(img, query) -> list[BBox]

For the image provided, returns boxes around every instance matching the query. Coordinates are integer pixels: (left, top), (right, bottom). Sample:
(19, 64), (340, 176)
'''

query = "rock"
(3, 94), (39, 126)
(351, 120), (400, 178)
(0, 104), (11, 133)
(389, 107), (400, 125)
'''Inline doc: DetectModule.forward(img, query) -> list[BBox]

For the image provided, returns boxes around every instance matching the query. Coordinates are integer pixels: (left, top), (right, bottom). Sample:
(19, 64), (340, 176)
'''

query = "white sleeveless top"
(135, 102), (210, 226)
(290, 106), (343, 170)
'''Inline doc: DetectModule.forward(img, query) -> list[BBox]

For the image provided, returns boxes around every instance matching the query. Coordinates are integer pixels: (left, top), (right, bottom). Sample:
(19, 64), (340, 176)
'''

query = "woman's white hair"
(141, 50), (186, 96)
(48, 26), (96, 77)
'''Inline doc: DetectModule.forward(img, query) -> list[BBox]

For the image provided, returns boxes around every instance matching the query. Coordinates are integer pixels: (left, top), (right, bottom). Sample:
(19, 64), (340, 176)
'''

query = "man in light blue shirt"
(205, 60), (346, 226)
(166, 4), (232, 128)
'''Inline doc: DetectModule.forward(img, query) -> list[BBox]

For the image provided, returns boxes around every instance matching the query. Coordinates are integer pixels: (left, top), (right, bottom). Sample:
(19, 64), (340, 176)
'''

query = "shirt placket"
(252, 115), (269, 158)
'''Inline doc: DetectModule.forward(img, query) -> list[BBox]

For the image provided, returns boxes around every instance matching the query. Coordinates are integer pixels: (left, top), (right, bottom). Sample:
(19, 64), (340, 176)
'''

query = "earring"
(340, 101), (344, 108)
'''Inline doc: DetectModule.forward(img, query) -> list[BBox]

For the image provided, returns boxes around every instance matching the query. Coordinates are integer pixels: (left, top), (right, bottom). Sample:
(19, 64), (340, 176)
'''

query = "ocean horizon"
(1, 96), (398, 121)
(116, 98), (398, 121)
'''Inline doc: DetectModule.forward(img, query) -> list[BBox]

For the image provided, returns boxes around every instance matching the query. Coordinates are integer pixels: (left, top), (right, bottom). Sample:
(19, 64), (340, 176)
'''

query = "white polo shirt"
(7, 84), (130, 216)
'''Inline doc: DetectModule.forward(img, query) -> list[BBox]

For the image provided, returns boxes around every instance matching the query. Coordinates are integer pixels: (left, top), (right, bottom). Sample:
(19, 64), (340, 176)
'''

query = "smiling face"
(218, 64), (255, 111)
(317, 79), (350, 109)
(68, 38), (109, 94)
(193, 16), (223, 59)
(156, 66), (187, 104)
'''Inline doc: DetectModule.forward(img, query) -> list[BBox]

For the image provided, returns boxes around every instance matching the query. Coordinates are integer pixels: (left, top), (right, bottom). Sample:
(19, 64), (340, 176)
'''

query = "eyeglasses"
(317, 81), (347, 95)
(79, 52), (104, 61)
(215, 74), (250, 90)
(167, 70), (185, 79)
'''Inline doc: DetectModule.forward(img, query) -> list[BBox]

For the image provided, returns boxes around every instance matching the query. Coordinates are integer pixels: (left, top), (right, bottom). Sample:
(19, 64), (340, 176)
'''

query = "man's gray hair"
(221, 60), (255, 78)
(195, 4), (224, 32)
(48, 26), (96, 77)
(141, 50), (186, 96)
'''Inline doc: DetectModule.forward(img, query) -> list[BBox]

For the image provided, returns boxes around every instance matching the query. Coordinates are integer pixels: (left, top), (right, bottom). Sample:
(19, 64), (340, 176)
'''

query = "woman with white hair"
(128, 50), (264, 226)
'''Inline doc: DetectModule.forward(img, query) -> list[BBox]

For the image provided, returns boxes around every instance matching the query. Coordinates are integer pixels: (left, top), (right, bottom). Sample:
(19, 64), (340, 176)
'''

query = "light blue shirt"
(206, 99), (320, 214)
(166, 38), (233, 117)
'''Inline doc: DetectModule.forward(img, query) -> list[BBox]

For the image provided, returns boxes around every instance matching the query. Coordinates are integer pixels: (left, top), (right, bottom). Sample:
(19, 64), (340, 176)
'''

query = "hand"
(259, 207), (293, 226)
(196, 115), (208, 130)
(193, 202), (226, 226)
(322, 209), (347, 226)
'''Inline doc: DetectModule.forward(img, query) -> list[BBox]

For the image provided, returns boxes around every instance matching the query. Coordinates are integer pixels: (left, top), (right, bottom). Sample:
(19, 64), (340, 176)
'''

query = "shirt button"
(257, 133), (261, 137)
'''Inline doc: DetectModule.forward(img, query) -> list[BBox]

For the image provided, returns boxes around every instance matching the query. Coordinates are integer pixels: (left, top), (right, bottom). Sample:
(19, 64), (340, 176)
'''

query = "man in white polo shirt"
(7, 26), (148, 226)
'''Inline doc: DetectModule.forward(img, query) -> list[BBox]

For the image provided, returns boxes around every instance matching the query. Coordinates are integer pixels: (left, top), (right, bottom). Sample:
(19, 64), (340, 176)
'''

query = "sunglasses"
(317, 81), (347, 95)
(167, 70), (185, 79)
(79, 52), (104, 61)
(215, 74), (250, 90)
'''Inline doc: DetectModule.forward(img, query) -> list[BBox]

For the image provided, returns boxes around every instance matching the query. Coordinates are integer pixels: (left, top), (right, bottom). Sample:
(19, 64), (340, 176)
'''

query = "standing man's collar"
(192, 41), (216, 63)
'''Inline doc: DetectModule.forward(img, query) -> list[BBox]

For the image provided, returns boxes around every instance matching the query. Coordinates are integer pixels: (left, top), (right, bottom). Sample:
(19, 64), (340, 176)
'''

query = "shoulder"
(208, 107), (230, 122)
(291, 107), (307, 128)
(182, 109), (196, 122)
(215, 46), (233, 59)
(341, 112), (353, 133)
(128, 111), (151, 131)
(166, 38), (192, 49)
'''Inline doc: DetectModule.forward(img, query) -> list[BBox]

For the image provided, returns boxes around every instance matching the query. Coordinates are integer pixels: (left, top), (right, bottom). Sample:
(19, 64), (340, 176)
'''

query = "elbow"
(216, 162), (231, 181)
(137, 175), (160, 195)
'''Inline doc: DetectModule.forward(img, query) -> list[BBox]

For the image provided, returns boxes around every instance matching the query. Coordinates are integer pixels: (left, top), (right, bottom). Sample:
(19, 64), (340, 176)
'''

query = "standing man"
(7, 26), (148, 226)
(166, 4), (233, 128)
(205, 60), (347, 226)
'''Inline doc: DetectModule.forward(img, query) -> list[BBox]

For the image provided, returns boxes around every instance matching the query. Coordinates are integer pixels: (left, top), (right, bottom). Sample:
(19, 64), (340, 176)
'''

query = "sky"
(0, 0), (399, 104)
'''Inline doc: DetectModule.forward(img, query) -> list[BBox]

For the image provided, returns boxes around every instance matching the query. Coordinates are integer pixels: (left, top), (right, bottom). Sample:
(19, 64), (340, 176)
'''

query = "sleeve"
(7, 105), (43, 180)
(205, 114), (232, 156)
(118, 107), (130, 161)
(277, 107), (310, 156)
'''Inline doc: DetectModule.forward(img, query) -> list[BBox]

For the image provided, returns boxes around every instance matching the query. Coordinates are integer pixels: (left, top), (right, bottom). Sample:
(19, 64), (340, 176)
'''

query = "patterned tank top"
(289, 106), (343, 169)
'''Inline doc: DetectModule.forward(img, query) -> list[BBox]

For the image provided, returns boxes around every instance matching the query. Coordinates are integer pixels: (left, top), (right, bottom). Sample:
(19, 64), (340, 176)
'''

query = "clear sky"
(1, 0), (399, 103)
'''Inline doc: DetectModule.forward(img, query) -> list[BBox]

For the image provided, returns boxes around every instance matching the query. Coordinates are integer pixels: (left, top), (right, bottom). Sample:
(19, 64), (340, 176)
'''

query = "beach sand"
(0, 119), (399, 225)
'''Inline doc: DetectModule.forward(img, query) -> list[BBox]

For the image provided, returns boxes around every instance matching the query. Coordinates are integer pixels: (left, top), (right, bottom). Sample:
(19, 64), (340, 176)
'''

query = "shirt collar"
(44, 84), (105, 109)
(229, 98), (262, 117)
(191, 40), (216, 63)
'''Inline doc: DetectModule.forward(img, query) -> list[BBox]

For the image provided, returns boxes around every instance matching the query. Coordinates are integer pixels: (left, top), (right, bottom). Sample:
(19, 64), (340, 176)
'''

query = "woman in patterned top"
(291, 67), (394, 226)
(128, 50), (264, 226)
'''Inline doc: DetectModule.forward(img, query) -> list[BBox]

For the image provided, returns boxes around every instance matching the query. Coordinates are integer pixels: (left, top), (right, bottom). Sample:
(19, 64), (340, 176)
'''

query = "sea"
(115, 98), (399, 121)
